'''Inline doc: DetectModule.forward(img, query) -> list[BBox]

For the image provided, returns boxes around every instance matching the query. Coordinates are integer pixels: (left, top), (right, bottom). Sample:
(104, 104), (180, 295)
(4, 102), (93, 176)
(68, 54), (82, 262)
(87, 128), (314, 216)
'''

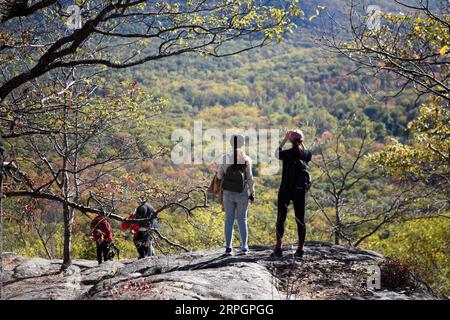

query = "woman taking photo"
(217, 134), (255, 256)
(272, 130), (312, 258)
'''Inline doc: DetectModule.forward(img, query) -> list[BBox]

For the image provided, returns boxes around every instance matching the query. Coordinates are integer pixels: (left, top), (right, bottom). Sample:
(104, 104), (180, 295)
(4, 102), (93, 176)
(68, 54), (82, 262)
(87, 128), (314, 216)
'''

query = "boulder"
(13, 257), (59, 279)
(81, 261), (124, 285)
(1, 242), (439, 300)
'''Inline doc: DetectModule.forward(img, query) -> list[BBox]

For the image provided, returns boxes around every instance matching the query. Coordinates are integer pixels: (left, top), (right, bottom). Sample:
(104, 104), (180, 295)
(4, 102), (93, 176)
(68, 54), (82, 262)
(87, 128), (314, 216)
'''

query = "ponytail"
(300, 141), (306, 154)
(292, 139), (306, 168)
(292, 139), (305, 154)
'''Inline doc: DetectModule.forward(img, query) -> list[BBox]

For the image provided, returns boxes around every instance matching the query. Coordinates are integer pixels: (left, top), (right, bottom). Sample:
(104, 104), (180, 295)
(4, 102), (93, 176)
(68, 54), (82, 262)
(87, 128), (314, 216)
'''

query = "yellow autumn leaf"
(439, 45), (448, 56)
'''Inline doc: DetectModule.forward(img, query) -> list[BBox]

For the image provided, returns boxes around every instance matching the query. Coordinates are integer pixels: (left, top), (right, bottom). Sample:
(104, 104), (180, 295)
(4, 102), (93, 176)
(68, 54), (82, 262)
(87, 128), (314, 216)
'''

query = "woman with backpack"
(271, 130), (312, 258)
(90, 215), (114, 264)
(217, 134), (255, 256)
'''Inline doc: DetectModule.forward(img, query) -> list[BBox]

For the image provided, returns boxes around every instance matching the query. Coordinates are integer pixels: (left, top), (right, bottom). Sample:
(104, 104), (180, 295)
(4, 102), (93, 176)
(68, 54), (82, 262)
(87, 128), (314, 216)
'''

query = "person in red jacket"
(90, 215), (114, 264)
(121, 213), (139, 240)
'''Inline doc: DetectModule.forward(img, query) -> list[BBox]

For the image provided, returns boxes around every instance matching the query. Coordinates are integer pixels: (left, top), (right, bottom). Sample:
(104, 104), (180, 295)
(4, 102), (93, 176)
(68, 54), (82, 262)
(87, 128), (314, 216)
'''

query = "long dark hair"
(291, 134), (306, 168)
(230, 135), (248, 173)
(232, 148), (248, 175)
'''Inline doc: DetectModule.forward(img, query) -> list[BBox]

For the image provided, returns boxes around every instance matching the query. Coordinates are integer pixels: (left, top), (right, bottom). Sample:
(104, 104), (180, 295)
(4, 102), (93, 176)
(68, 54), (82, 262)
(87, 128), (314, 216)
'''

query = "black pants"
(96, 243), (110, 264)
(134, 230), (150, 259)
(276, 188), (307, 248)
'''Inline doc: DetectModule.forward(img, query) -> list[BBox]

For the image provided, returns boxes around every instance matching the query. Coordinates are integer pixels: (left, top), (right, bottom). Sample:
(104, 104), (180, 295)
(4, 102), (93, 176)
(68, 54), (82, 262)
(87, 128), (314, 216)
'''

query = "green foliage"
(365, 218), (450, 296)
(339, 6), (449, 100)
(159, 207), (224, 251)
(116, 34), (419, 138)
(370, 101), (449, 186)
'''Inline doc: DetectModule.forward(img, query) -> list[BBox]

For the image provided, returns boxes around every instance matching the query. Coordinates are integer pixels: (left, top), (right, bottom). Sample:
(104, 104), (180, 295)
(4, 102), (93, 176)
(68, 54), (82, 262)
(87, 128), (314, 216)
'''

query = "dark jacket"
(277, 147), (312, 192)
(135, 204), (155, 228)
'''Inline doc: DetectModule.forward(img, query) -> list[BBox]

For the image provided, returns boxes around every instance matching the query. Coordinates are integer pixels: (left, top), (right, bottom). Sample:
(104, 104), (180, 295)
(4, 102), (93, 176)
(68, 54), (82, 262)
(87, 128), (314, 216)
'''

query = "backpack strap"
(231, 135), (248, 181)
(233, 136), (237, 165)
(244, 161), (249, 179)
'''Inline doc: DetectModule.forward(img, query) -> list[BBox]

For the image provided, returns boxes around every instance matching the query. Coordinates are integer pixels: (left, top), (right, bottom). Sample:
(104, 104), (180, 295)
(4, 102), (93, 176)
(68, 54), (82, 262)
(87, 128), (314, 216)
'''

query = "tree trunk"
(61, 153), (73, 270)
(61, 203), (74, 270)
(334, 204), (341, 245)
(334, 229), (340, 245)
(0, 133), (4, 299)
(60, 113), (73, 271)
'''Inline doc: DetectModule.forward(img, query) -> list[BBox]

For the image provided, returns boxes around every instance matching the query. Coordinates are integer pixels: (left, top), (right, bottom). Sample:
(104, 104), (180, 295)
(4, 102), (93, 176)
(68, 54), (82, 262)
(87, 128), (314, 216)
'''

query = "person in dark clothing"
(96, 242), (109, 264)
(90, 215), (114, 264)
(122, 198), (158, 259)
(271, 130), (312, 258)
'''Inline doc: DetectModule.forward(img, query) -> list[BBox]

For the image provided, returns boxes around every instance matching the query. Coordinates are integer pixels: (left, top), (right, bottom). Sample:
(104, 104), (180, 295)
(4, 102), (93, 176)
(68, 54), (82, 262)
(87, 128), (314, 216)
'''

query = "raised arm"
(275, 131), (291, 159)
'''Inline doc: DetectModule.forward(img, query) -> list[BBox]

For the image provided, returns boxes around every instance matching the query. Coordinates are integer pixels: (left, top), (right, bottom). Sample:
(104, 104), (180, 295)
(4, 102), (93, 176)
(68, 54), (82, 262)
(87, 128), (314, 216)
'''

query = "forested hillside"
(1, 0), (448, 297)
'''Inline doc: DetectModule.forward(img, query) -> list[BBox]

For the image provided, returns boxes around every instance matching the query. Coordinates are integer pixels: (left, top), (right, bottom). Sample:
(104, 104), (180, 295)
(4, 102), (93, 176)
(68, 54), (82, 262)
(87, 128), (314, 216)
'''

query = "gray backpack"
(222, 136), (246, 193)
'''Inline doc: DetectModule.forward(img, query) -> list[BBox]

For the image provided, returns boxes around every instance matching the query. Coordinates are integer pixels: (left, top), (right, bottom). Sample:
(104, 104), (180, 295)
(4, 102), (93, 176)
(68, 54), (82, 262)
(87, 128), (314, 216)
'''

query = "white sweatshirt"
(216, 152), (255, 196)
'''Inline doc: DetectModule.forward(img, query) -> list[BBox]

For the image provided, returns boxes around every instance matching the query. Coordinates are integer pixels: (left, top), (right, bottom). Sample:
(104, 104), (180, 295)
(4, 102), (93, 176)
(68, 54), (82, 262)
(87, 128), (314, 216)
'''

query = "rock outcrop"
(1, 242), (437, 300)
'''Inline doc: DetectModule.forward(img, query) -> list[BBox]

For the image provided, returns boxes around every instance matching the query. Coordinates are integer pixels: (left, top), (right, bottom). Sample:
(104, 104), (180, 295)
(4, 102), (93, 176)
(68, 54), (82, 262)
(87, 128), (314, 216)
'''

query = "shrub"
(380, 259), (416, 291)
